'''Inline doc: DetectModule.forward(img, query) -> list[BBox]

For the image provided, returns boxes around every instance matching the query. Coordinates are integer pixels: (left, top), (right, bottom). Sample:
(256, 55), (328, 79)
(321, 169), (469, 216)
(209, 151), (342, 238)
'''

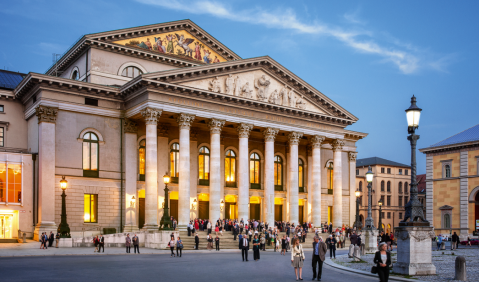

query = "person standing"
(215, 235), (220, 251)
(187, 221), (192, 237)
(260, 235), (266, 251)
(48, 231), (54, 247)
(40, 233), (45, 249)
(326, 235), (337, 259)
(389, 232), (394, 250)
(169, 236), (176, 257)
(233, 225), (238, 241)
(133, 234), (140, 254)
(349, 231), (358, 257)
(240, 236), (249, 261)
(281, 235), (287, 255)
(451, 232), (459, 250)
(291, 238), (305, 281)
(248, 229), (253, 242)
(207, 221), (212, 235)
(374, 242), (391, 282)
(238, 232), (243, 249)
(93, 235), (99, 253)
(312, 236), (327, 281)
(98, 234), (105, 253)
(436, 234), (443, 251)
(55, 232), (60, 248)
(194, 233), (199, 250)
(253, 234), (260, 261)
(176, 237), (183, 257)
(125, 234), (131, 253)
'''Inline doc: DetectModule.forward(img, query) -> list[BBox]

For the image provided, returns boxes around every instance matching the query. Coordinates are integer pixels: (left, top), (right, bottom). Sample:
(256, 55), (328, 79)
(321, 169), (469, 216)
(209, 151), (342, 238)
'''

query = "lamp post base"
(362, 228), (378, 254)
(143, 223), (159, 231)
(393, 225), (436, 275)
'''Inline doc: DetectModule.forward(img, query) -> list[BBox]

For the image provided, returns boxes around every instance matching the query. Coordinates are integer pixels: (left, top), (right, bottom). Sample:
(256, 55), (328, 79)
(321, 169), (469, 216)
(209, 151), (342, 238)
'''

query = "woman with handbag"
(176, 236), (183, 257)
(290, 238), (305, 281)
(169, 236), (176, 257)
(373, 242), (391, 282)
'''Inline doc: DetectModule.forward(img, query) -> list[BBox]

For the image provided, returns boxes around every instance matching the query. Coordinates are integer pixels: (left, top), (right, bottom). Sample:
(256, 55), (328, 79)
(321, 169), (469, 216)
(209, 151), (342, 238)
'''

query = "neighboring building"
(355, 157), (411, 234)
(417, 174), (426, 206)
(2, 20), (367, 240)
(420, 124), (479, 239)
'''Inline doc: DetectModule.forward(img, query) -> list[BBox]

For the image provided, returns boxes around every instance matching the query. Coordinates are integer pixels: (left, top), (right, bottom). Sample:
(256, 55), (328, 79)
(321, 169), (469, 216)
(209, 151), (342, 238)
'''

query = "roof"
(426, 124), (479, 149)
(0, 70), (27, 90)
(356, 157), (410, 168)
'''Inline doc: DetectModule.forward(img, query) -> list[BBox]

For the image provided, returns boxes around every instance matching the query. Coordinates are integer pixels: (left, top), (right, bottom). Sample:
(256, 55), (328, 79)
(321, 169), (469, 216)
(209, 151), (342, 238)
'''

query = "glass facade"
(0, 163), (22, 203)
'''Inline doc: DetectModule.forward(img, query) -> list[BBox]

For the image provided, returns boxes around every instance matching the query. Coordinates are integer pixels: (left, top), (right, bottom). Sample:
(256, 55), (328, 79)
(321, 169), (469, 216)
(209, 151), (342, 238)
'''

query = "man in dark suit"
(194, 233), (199, 250)
(98, 235), (105, 253)
(312, 236), (327, 281)
(233, 226), (238, 240)
(240, 236), (249, 261)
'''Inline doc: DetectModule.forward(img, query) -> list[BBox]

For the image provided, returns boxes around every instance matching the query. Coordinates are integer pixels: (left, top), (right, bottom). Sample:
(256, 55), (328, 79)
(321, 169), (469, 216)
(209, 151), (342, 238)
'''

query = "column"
(157, 125), (169, 223)
(190, 130), (199, 219)
(237, 123), (253, 221)
(332, 139), (345, 228)
(124, 119), (138, 232)
(262, 128), (279, 226)
(177, 113), (195, 230)
(141, 107), (161, 230)
(349, 152), (357, 227)
(310, 135), (325, 227)
(34, 106), (58, 240)
(208, 119), (225, 223)
(288, 132), (303, 225)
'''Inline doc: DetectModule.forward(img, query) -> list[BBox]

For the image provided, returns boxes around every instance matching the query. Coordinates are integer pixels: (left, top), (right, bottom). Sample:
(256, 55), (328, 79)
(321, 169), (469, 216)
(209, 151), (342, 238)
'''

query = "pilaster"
(459, 151), (468, 239)
(349, 152), (357, 227)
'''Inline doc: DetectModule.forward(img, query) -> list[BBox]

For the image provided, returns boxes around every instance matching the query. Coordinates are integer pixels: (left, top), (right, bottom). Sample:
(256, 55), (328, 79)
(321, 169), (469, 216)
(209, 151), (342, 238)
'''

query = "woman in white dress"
(290, 238), (305, 280)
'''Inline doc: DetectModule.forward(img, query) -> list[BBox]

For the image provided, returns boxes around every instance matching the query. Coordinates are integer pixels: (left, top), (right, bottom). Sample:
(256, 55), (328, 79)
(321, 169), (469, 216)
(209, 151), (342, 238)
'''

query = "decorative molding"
(331, 139), (345, 152)
(287, 131), (303, 145)
(36, 105), (58, 124)
(310, 135), (325, 148)
(439, 205), (453, 210)
(158, 125), (169, 137)
(349, 152), (358, 162)
(190, 129), (198, 141)
(177, 113), (195, 129)
(236, 123), (253, 138)
(208, 118), (225, 134)
(262, 128), (279, 142)
(0, 121), (10, 131)
(469, 186), (479, 202)
(123, 119), (138, 133)
(140, 107), (162, 125)
(78, 127), (105, 143)
(395, 230), (436, 242)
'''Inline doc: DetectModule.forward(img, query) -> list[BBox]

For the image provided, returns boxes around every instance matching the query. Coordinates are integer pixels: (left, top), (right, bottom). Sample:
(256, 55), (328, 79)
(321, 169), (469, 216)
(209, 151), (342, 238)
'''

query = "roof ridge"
(429, 123), (479, 147)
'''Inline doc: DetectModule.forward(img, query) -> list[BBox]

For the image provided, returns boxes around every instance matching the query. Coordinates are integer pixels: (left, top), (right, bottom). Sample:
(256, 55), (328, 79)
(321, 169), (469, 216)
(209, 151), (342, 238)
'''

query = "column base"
(393, 225), (436, 275)
(362, 228), (378, 254)
(177, 224), (187, 231)
(123, 225), (140, 233)
(34, 222), (57, 241)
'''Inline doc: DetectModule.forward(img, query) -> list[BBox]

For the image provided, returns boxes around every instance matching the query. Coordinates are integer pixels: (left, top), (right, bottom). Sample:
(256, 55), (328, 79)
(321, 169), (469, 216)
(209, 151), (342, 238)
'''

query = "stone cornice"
(36, 105), (58, 124)
(419, 141), (479, 155)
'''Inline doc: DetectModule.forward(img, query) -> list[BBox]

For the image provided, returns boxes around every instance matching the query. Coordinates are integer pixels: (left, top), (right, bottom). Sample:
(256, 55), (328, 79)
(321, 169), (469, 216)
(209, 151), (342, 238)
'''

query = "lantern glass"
(355, 190), (360, 197)
(365, 166), (374, 183)
(163, 174), (170, 184)
(405, 95), (422, 128)
(60, 177), (68, 190)
(378, 200), (383, 206)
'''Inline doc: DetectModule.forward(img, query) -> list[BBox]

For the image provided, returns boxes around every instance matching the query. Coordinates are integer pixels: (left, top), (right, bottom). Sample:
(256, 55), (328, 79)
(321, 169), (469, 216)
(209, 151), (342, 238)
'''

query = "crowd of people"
(39, 231), (60, 249)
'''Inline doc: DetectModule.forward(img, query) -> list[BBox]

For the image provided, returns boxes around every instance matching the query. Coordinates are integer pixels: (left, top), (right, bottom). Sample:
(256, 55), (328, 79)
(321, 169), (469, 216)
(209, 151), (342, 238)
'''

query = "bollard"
(361, 243), (365, 256)
(454, 256), (466, 281)
(353, 246), (361, 261)
(441, 242), (446, 250)
(22, 232), (26, 243)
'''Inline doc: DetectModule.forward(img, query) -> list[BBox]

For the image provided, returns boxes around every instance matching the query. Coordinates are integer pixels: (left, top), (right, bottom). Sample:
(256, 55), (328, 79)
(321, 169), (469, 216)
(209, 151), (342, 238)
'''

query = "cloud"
(136, 0), (451, 74)
(343, 8), (366, 25)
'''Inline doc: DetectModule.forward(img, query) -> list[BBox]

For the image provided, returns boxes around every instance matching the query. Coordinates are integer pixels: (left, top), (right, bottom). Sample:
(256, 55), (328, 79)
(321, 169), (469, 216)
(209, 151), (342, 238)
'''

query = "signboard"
(19, 210), (26, 213)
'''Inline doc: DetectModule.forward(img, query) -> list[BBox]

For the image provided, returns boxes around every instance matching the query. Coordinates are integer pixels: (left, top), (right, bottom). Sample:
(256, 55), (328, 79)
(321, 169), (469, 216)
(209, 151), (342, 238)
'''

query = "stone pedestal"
(363, 228), (378, 254)
(393, 226), (436, 275)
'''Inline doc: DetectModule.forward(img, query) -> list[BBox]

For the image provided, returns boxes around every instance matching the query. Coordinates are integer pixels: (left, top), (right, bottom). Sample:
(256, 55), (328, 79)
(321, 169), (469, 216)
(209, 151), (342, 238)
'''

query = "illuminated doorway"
(0, 214), (13, 239)
(327, 206), (332, 225)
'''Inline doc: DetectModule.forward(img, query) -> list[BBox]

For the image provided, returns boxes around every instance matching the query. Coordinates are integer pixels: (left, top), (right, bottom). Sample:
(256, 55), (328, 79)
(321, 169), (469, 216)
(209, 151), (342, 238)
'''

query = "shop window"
(198, 146), (210, 185)
(138, 139), (145, 181)
(0, 163), (22, 203)
(250, 153), (261, 189)
(170, 143), (179, 183)
(225, 150), (236, 187)
(82, 132), (99, 178)
(84, 194), (98, 223)
(298, 158), (304, 192)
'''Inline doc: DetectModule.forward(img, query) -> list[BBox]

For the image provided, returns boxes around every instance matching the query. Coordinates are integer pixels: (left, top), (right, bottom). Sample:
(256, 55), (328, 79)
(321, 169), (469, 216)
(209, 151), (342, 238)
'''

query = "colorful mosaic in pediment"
(112, 30), (227, 64)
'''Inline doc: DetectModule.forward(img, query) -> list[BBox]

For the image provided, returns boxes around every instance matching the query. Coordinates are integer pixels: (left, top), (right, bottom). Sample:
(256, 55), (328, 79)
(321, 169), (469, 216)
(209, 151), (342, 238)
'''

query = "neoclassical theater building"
(2, 20), (367, 239)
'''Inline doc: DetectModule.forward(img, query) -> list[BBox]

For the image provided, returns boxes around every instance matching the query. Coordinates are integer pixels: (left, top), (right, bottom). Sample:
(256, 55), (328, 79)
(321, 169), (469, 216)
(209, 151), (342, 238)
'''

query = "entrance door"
(170, 200), (179, 222)
(0, 215), (12, 238)
(199, 201), (209, 220)
(327, 206), (332, 225)
(138, 198), (145, 229)
(298, 206), (304, 225)
(250, 203), (260, 221)
(275, 205), (283, 221)
(225, 202), (237, 220)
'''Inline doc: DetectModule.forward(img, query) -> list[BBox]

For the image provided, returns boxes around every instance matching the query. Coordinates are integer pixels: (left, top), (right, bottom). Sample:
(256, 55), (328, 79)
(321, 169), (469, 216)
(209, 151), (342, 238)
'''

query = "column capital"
(262, 128), (279, 142)
(177, 113), (195, 129)
(208, 118), (225, 134)
(288, 132), (304, 145)
(141, 107), (162, 125)
(236, 123), (253, 138)
(124, 119), (138, 133)
(349, 152), (358, 162)
(310, 135), (326, 148)
(36, 105), (58, 124)
(332, 139), (345, 152)
(158, 125), (169, 137)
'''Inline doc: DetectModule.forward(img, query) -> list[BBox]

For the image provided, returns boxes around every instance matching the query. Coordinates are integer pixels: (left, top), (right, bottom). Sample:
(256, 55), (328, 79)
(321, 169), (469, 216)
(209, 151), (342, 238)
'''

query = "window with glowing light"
(170, 143), (179, 183)
(0, 163), (22, 203)
(139, 139), (145, 181)
(327, 162), (333, 194)
(250, 153), (261, 189)
(225, 150), (236, 187)
(274, 156), (283, 191)
(82, 132), (99, 178)
(198, 146), (210, 185)
(298, 158), (304, 192)
(84, 194), (98, 223)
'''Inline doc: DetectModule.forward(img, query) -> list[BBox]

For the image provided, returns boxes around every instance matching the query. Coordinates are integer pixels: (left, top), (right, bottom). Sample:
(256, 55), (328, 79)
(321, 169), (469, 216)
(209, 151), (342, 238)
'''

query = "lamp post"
(57, 176), (71, 238)
(364, 166), (375, 229)
(354, 189), (362, 230)
(159, 173), (173, 230)
(378, 199), (383, 233)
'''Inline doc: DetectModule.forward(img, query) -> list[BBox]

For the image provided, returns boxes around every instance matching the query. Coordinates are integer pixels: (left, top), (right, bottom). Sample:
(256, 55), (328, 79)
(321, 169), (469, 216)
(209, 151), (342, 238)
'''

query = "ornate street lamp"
(353, 189), (362, 230)
(378, 199), (383, 233)
(159, 173), (173, 230)
(57, 176), (71, 238)
(364, 166), (375, 230)
(401, 95), (428, 225)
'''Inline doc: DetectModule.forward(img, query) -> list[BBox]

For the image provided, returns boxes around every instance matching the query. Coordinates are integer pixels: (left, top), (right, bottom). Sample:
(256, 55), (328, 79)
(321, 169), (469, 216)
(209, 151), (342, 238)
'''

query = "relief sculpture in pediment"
(225, 74), (235, 95)
(255, 75), (270, 102)
(233, 76), (242, 97)
(209, 76), (221, 92)
(241, 82), (253, 98)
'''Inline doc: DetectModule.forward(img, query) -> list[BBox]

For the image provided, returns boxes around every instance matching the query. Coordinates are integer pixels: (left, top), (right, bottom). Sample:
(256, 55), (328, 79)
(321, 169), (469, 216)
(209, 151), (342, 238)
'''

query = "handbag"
(371, 266), (378, 274)
(178, 243), (183, 249)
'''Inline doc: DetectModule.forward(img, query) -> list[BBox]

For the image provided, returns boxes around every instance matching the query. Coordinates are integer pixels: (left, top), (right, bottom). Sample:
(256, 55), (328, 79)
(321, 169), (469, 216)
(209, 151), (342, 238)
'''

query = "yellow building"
(420, 124), (479, 239)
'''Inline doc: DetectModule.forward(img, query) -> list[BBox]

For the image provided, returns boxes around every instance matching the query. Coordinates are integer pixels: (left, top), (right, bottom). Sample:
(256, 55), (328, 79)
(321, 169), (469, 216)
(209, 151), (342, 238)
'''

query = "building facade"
(355, 157), (411, 234)
(2, 20), (367, 239)
(420, 124), (479, 239)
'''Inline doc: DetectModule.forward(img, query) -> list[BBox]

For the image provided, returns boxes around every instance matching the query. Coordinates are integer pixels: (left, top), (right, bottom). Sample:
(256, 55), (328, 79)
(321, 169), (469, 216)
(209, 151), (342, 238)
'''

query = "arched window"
(444, 214), (450, 229)
(398, 182), (402, 193)
(298, 158), (304, 192)
(274, 156), (283, 191)
(387, 181), (391, 192)
(138, 139), (146, 181)
(327, 162), (333, 194)
(250, 153), (261, 189)
(198, 146), (210, 185)
(71, 69), (79, 80)
(170, 143), (179, 183)
(404, 182), (408, 194)
(381, 181), (385, 192)
(121, 66), (143, 78)
(359, 181), (363, 192)
(445, 165), (451, 178)
(82, 132), (99, 178)
(225, 149), (236, 187)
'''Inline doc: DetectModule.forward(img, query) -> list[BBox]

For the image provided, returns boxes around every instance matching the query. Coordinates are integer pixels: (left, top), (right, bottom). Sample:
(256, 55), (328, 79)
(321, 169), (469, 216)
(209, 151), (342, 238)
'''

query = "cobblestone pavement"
(333, 247), (478, 282)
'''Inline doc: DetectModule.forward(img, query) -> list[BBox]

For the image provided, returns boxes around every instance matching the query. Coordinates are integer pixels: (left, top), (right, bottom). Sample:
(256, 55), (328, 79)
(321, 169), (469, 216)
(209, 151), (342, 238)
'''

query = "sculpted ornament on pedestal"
(262, 127), (279, 142)
(36, 105), (58, 124)
(288, 132), (304, 145)
(140, 107), (162, 125)
(395, 230), (436, 242)
(177, 113), (195, 129)
(209, 76), (221, 93)
(236, 123), (253, 138)
(208, 118), (225, 134)
(255, 74), (270, 102)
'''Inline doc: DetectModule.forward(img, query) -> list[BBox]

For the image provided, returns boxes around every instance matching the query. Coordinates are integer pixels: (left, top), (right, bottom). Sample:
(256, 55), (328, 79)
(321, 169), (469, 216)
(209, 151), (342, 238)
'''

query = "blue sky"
(1, 0), (478, 174)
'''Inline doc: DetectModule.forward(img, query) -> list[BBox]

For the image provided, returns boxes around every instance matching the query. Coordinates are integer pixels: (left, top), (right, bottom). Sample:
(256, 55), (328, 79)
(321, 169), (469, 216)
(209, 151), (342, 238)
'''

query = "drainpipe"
(120, 118), (124, 233)
(32, 153), (37, 227)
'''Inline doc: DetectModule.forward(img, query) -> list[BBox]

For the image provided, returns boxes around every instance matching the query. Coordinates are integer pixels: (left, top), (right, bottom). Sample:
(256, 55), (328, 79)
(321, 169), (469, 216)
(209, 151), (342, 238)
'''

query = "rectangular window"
(387, 196), (391, 206)
(85, 98), (98, 106)
(356, 169), (359, 176)
(399, 196), (403, 207)
(381, 168), (385, 173)
(0, 127), (4, 147)
(0, 163), (22, 203)
(359, 196), (362, 206)
(84, 194), (98, 223)
(399, 169), (402, 175)
(387, 168), (391, 174)
(387, 212), (391, 219)
(399, 212), (403, 219)
(405, 196), (409, 204)
(405, 170), (409, 175)
(0, 105), (4, 112)
(381, 212), (385, 219)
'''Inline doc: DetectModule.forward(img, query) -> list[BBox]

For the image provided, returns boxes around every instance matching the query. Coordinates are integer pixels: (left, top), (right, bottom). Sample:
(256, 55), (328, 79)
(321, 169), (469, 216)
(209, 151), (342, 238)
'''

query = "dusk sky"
(1, 0), (478, 174)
